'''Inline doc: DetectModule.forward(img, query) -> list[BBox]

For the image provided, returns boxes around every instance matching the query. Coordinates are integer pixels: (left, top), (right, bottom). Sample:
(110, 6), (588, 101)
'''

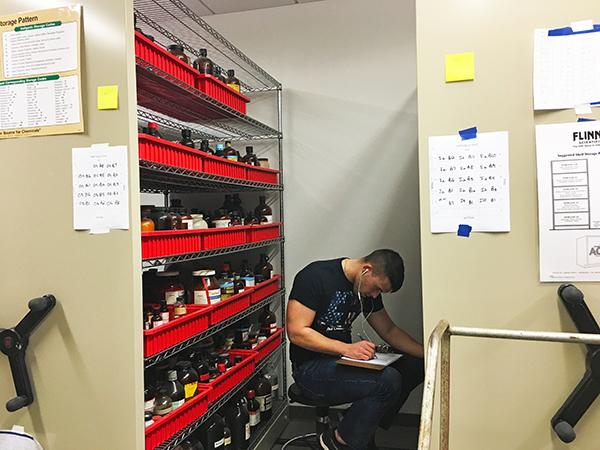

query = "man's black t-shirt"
(289, 258), (384, 367)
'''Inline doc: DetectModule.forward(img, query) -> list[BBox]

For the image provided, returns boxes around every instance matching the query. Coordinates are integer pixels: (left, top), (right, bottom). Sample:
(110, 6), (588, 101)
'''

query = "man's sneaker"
(319, 428), (349, 450)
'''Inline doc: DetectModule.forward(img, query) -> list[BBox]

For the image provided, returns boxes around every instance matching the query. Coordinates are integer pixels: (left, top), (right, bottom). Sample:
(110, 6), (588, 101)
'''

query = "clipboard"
(336, 352), (403, 371)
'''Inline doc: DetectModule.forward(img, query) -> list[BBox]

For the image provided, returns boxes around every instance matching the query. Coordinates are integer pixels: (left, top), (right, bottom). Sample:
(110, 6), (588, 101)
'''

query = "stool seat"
(288, 383), (346, 408)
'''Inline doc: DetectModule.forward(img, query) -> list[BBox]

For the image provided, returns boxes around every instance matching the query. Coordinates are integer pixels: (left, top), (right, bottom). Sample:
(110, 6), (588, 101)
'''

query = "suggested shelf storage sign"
(0, 5), (84, 139)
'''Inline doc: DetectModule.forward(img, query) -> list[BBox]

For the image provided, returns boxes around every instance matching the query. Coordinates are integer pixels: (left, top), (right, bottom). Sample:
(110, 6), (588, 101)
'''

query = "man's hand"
(342, 340), (376, 360)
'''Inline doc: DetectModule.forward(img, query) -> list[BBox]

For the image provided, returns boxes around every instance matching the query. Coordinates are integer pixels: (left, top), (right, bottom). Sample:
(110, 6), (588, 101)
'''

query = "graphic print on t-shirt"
(315, 291), (361, 332)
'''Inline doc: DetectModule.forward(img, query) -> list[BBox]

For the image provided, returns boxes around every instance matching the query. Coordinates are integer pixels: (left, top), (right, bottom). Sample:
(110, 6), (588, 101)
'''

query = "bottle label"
(224, 436), (232, 446)
(152, 319), (163, 328)
(272, 383), (279, 393)
(184, 382), (198, 399)
(256, 393), (272, 412)
(161, 312), (170, 323)
(174, 306), (186, 316)
(194, 289), (209, 305)
(181, 219), (194, 229)
(209, 288), (221, 303)
(264, 215), (273, 224)
(227, 83), (241, 92)
(144, 399), (155, 412)
(213, 219), (231, 228)
(245, 422), (251, 440)
(249, 410), (260, 426)
(165, 289), (184, 305)
(270, 270), (274, 279)
(214, 438), (224, 448)
(226, 155), (238, 161)
(199, 373), (210, 382)
(172, 399), (185, 409)
(242, 276), (255, 287)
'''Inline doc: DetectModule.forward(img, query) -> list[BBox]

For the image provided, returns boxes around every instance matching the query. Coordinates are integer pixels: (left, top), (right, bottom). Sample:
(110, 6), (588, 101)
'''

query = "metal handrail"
(417, 320), (600, 450)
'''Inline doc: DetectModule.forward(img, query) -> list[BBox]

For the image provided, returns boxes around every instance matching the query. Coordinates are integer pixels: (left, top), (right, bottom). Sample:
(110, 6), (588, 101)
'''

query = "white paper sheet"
(340, 352), (403, 368)
(536, 121), (600, 281)
(428, 131), (510, 233)
(72, 144), (130, 231)
(533, 27), (600, 110)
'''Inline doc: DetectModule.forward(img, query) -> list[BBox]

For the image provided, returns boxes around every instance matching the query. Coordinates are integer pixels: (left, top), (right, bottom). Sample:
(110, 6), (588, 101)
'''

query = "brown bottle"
(214, 66), (227, 83)
(148, 122), (162, 138)
(226, 69), (241, 92)
(180, 129), (195, 148)
(241, 147), (259, 166)
(168, 44), (191, 66)
(223, 141), (238, 162)
(259, 307), (277, 336)
(200, 140), (214, 155)
(193, 48), (214, 75)
(254, 196), (273, 223)
(254, 254), (273, 282)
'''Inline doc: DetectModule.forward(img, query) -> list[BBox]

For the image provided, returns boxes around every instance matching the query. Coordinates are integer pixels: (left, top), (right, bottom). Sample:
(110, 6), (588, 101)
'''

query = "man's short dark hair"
(363, 249), (404, 292)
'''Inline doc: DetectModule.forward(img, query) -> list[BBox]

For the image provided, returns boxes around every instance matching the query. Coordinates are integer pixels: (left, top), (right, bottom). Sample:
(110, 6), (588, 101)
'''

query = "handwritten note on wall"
(72, 144), (129, 232)
(428, 131), (511, 233)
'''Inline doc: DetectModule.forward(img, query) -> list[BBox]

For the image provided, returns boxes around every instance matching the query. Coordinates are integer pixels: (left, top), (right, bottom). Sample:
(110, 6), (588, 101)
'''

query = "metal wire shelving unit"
(135, 1), (287, 448)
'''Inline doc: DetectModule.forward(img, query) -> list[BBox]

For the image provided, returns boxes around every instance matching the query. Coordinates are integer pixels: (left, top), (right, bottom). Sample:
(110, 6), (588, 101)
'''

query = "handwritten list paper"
(72, 144), (129, 232)
(534, 27), (600, 110)
(429, 131), (510, 233)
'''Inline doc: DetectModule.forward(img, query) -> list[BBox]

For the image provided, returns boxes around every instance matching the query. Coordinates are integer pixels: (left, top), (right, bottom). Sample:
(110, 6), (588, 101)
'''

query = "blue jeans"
(292, 355), (424, 450)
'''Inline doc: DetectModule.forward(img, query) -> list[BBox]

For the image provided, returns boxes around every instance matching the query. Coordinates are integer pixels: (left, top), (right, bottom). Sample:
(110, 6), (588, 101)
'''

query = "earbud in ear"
(361, 269), (368, 276)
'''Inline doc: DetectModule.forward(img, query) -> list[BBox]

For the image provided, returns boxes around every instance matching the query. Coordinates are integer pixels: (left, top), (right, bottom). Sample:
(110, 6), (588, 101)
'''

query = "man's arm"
(367, 308), (424, 358)
(286, 299), (376, 360)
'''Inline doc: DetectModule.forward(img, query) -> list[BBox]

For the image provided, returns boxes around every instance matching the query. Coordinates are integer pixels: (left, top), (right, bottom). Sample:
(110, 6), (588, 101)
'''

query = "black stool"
(277, 383), (345, 449)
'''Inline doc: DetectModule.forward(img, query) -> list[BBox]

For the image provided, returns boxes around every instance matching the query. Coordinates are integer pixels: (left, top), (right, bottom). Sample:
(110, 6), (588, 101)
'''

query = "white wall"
(205, 0), (422, 413)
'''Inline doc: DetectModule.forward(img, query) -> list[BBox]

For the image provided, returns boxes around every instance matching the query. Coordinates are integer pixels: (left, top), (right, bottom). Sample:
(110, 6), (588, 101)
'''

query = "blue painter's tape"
(577, 118), (596, 122)
(592, 101), (600, 106)
(457, 224), (472, 237)
(548, 24), (600, 36)
(459, 127), (477, 140)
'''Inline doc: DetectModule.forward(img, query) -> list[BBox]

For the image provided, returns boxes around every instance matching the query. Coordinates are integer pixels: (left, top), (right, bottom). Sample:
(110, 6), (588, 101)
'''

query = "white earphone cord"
(357, 273), (375, 344)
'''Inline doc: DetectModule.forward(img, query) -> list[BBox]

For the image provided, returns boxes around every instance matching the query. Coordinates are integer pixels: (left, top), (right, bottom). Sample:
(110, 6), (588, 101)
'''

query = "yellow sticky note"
(97, 85), (119, 110)
(445, 52), (475, 82)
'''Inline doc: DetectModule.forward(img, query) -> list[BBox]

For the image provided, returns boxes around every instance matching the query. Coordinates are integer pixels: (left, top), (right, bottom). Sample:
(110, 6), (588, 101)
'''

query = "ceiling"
(180, 0), (324, 16)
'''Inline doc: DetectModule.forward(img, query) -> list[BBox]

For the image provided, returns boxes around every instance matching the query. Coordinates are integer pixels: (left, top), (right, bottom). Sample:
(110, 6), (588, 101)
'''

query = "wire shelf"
(138, 107), (279, 143)
(136, 57), (280, 139)
(142, 237), (284, 268)
(134, 0), (280, 93)
(139, 160), (283, 193)
(154, 341), (287, 450)
(144, 290), (285, 368)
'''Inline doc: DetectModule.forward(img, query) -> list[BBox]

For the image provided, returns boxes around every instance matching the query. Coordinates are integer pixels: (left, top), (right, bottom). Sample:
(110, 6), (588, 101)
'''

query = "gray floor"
(272, 417), (419, 450)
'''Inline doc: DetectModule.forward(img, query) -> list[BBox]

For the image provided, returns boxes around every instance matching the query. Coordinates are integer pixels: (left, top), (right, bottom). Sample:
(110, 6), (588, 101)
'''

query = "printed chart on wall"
(428, 130), (510, 233)
(536, 121), (600, 282)
(0, 5), (83, 139)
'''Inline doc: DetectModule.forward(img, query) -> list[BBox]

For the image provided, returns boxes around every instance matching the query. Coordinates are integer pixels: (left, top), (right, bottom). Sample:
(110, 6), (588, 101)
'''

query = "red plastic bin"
(141, 230), (203, 259)
(143, 305), (212, 357)
(252, 328), (284, 363)
(200, 350), (256, 404)
(135, 31), (197, 89)
(202, 152), (247, 180)
(199, 226), (248, 250)
(138, 133), (204, 172)
(247, 166), (280, 184)
(196, 74), (251, 114)
(145, 385), (211, 450)
(208, 289), (252, 325)
(250, 275), (281, 304)
(247, 223), (281, 243)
